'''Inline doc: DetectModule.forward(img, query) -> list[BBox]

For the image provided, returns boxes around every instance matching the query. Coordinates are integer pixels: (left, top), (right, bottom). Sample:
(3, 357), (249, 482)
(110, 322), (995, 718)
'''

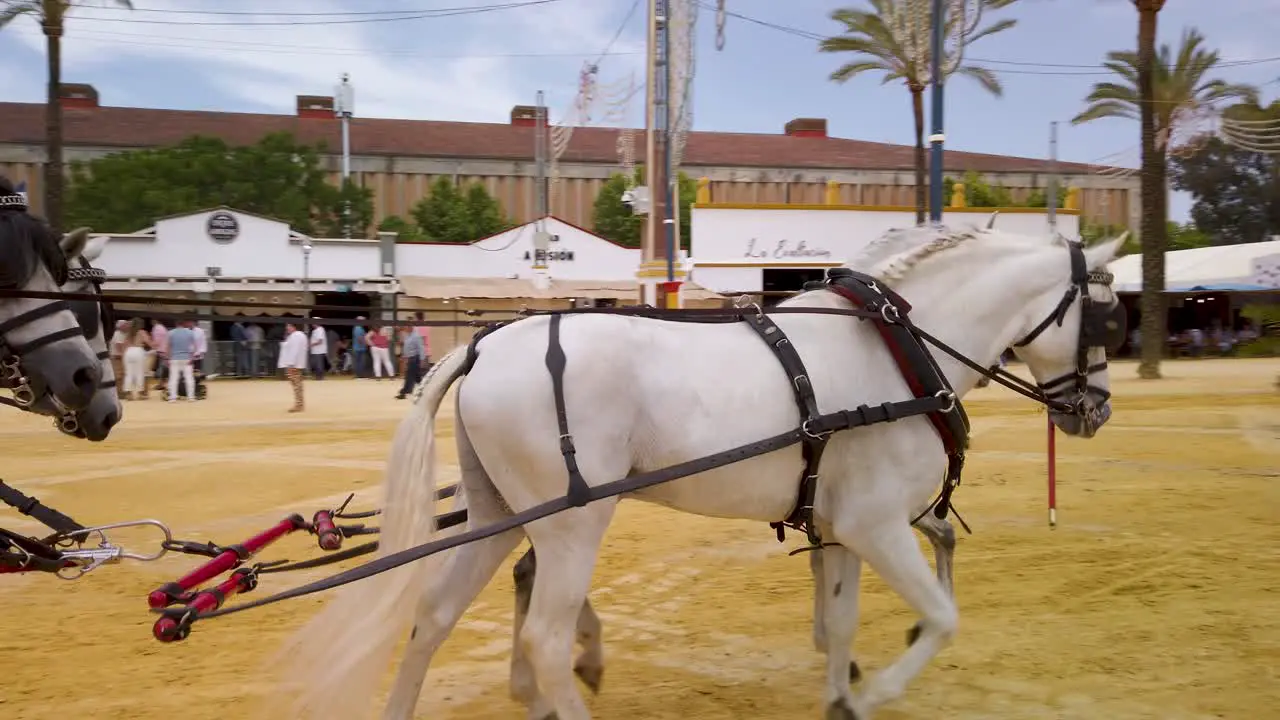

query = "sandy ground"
(0, 358), (1277, 719)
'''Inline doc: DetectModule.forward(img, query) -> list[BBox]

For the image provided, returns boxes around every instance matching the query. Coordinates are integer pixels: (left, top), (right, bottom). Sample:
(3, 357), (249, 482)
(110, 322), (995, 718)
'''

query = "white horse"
(22, 230), (122, 441)
(282, 225), (1125, 719)
(0, 188), (103, 412)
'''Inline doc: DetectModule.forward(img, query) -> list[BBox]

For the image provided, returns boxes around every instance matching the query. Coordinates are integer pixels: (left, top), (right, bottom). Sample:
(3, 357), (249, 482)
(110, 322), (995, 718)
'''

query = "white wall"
(691, 207), (1079, 266)
(95, 212), (641, 283)
(689, 206), (1080, 293)
(395, 217), (640, 281)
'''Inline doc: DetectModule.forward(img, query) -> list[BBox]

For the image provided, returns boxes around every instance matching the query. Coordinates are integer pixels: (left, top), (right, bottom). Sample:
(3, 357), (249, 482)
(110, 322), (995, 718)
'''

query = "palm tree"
(0, 0), (133, 233)
(819, 0), (1018, 224)
(1072, 25), (1256, 379)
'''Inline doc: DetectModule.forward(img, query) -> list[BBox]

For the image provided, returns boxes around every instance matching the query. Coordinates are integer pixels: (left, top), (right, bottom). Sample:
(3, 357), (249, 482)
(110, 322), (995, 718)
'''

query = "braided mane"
(852, 225), (980, 284)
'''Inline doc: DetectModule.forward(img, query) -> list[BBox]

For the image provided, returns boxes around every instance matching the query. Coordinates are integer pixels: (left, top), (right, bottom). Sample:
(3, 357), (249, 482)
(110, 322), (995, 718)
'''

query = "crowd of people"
(108, 313), (435, 413)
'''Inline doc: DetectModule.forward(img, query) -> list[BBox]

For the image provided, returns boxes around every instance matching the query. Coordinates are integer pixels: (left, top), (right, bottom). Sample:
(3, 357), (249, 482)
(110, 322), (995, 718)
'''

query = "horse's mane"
(0, 180), (68, 290)
(851, 224), (1060, 284)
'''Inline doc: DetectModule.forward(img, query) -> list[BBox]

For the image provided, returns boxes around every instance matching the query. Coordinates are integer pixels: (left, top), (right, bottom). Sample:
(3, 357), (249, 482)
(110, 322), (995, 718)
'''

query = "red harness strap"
(826, 284), (964, 457)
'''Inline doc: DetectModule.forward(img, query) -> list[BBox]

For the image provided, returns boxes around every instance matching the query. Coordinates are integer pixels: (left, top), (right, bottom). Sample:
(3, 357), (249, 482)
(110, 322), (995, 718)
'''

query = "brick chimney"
(784, 118), (827, 138)
(296, 94), (335, 119)
(59, 83), (98, 109)
(510, 104), (540, 127)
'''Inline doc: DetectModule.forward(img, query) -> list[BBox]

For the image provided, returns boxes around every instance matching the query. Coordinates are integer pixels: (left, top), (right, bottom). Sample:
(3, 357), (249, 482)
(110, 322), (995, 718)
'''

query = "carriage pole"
(1046, 120), (1059, 529)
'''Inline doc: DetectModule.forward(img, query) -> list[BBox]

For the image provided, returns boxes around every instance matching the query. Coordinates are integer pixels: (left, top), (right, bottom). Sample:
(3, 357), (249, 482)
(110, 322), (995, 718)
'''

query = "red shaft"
(1047, 416), (1057, 520)
(313, 510), (342, 551)
(152, 570), (254, 642)
(147, 515), (303, 609)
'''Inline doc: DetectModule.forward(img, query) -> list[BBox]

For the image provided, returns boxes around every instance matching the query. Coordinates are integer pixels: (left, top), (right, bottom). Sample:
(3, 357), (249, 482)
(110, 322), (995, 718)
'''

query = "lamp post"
(302, 239), (313, 293)
(335, 73), (355, 239)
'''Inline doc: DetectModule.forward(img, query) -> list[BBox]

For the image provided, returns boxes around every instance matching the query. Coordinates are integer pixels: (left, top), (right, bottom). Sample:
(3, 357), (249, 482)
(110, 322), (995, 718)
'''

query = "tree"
(592, 168), (696, 248)
(377, 215), (426, 243)
(408, 177), (510, 243)
(1, 0), (134, 233)
(942, 169), (1068, 208)
(819, 0), (1019, 224)
(1166, 220), (1211, 250)
(1071, 23), (1256, 379)
(1170, 129), (1280, 246)
(64, 132), (375, 236)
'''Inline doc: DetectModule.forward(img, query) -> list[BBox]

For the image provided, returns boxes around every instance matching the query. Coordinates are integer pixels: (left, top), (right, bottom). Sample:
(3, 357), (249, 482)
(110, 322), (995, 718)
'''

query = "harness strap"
(0, 479), (88, 537)
(546, 314), (592, 508)
(740, 310), (826, 545)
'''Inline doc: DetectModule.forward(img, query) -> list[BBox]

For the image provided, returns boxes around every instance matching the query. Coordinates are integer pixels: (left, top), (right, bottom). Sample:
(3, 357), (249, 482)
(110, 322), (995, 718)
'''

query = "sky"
(2, 0), (1278, 222)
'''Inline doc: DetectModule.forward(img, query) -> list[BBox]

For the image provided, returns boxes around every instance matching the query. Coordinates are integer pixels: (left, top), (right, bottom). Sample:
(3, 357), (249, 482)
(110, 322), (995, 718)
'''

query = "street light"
(301, 239), (313, 292)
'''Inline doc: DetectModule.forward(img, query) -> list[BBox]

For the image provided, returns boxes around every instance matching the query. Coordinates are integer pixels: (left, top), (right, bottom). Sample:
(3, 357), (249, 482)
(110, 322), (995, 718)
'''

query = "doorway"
(761, 268), (828, 306)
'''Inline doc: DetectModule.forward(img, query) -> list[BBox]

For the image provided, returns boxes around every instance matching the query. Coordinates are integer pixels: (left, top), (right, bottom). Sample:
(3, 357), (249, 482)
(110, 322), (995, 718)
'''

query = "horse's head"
(26, 229), (122, 441)
(1008, 234), (1127, 438)
(0, 182), (102, 412)
(840, 225), (1127, 439)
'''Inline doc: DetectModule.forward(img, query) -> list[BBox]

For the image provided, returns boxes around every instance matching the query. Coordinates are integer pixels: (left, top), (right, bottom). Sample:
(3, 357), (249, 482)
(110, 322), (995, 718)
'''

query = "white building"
(689, 205), (1079, 296)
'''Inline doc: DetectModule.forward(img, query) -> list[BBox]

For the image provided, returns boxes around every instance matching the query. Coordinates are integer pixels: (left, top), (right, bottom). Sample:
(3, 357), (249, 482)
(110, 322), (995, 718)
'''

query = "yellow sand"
(0, 358), (1277, 719)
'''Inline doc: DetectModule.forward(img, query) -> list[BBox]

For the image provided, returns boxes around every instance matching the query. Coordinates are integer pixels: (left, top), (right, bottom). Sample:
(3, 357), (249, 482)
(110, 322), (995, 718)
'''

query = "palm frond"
(830, 60), (897, 84)
(953, 65), (1003, 96)
(1072, 100), (1137, 125)
(0, 2), (41, 27)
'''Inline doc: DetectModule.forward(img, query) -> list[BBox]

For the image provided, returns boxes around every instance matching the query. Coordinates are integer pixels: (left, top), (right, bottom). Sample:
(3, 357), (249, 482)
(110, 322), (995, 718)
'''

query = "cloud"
(0, 0), (646, 123)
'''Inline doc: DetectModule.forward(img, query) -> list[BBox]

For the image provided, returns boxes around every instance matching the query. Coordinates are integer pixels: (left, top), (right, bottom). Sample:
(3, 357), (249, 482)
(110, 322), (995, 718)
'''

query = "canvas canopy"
(1107, 239), (1280, 293)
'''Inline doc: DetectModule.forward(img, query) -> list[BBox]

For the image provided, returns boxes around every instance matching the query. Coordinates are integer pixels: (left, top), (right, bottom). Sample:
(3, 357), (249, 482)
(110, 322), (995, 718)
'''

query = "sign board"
(742, 237), (834, 260)
(207, 211), (241, 244)
(523, 249), (576, 262)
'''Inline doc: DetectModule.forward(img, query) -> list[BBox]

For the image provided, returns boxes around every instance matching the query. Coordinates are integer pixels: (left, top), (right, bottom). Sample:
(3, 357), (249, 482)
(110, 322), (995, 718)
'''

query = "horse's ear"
(60, 226), (92, 258)
(81, 234), (110, 263)
(1083, 233), (1127, 270)
(985, 211), (999, 230)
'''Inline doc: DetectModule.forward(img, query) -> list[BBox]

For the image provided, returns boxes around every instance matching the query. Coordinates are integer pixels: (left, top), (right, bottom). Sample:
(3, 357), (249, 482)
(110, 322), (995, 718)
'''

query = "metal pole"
(927, 0), (946, 225)
(534, 89), (547, 224)
(659, 0), (675, 282)
(643, 0), (658, 266)
(1047, 120), (1059, 231)
(337, 73), (354, 239)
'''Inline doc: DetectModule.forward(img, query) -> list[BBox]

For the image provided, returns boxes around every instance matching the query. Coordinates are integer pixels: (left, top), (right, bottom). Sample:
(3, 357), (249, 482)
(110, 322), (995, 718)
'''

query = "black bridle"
(0, 249), (116, 431)
(1010, 240), (1124, 411)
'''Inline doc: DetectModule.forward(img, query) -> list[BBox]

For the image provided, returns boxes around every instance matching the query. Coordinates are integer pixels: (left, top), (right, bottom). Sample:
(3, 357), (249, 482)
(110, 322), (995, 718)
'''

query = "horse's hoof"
(825, 698), (860, 720)
(574, 663), (604, 694)
(537, 714), (559, 720)
(849, 660), (862, 683)
(906, 622), (922, 647)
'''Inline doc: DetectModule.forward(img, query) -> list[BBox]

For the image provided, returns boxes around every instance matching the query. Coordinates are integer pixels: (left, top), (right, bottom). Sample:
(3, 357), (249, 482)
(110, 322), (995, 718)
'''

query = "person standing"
(230, 320), (250, 377)
(396, 325), (425, 400)
(413, 311), (433, 373)
(352, 317), (368, 378)
(368, 324), (394, 379)
(108, 319), (128, 399)
(278, 322), (308, 412)
(121, 318), (152, 401)
(308, 321), (328, 380)
(246, 322), (264, 377)
(150, 319), (169, 392)
(166, 321), (197, 403)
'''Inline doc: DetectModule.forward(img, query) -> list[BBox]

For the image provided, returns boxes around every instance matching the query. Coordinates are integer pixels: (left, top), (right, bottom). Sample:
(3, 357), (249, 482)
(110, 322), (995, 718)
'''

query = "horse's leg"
(816, 542), (864, 709)
(512, 547), (606, 708)
(382, 424), (523, 720)
(810, 546), (827, 653)
(520, 500), (618, 720)
(905, 514), (957, 646)
(831, 513), (958, 718)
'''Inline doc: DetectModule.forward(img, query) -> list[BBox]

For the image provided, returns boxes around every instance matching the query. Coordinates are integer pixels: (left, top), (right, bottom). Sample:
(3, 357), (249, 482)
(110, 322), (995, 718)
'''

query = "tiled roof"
(0, 101), (1108, 175)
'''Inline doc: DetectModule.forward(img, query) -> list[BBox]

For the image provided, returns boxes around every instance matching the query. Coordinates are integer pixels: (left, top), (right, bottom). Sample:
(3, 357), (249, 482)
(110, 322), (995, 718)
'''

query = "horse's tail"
(275, 347), (471, 719)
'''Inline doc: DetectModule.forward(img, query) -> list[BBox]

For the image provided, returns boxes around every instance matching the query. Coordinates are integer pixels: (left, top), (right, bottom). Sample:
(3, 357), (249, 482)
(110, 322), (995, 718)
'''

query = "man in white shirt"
(277, 323), (309, 412)
(192, 323), (208, 373)
(308, 322), (328, 380)
(109, 320), (128, 399)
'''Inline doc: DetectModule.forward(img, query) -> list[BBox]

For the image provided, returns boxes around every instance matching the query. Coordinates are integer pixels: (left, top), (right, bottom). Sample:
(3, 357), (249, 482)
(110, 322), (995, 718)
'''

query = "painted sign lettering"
(743, 237), (833, 260)
(523, 249), (576, 262)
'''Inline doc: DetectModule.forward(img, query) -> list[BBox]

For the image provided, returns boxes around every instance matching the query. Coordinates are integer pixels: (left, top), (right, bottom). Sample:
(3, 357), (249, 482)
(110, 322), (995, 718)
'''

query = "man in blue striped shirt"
(396, 326), (425, 400)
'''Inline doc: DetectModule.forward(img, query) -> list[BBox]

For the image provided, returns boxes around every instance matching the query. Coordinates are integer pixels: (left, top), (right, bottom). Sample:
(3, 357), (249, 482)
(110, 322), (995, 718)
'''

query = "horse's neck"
(883, 246), (1057, 396)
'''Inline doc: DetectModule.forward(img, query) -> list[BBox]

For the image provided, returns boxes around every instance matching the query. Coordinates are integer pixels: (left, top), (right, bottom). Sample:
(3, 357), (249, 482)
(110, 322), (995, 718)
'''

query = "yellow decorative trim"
(824, 179), (840, 205)
(950, 183), (966, 208)
(1065, 186), (1081, 211)
(636, 266), (689, 279)
(691, 202), (1081, 215)
(696, 177), (711, 204)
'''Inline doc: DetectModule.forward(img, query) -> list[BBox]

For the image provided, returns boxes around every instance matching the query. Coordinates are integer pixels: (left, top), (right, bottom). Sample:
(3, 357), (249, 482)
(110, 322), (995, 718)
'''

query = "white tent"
(1107, 239), (1280, 292)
